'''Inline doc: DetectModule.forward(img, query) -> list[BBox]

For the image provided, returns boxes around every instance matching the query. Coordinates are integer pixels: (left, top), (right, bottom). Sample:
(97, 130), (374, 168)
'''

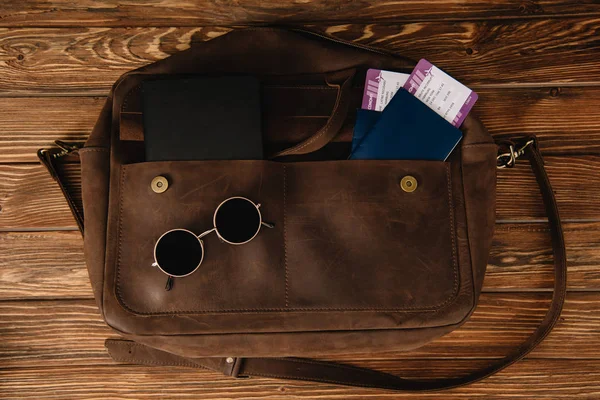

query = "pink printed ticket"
(403, 59), (478, 127)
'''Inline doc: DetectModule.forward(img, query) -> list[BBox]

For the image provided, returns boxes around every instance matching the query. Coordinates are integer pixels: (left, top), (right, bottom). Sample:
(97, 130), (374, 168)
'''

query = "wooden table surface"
(1, 1), (600, 399)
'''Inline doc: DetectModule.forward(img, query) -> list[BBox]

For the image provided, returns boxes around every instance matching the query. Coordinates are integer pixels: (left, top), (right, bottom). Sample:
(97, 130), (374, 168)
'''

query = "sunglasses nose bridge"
(197, 228), (216, 239)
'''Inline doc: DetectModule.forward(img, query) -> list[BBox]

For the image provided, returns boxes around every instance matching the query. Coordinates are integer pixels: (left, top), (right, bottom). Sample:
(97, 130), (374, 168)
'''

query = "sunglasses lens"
(215, 198), (261, 244)
(155, 230), (203, 277)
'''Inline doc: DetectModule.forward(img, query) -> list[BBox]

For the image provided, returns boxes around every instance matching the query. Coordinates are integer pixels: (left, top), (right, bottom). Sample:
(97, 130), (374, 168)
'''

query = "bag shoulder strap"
(38, 141), (85, 233)
(41, 138), (566, 391)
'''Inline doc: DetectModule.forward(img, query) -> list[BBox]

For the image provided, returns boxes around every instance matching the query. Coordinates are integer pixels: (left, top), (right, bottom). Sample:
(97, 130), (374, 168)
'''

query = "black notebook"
(142, 76), (263, 161)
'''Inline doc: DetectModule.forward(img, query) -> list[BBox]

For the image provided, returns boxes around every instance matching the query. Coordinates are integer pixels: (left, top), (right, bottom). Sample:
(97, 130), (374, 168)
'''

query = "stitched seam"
(264, 85), (363, 91)
(495, 227), (552, 232)
(462, 143), (498, 149)
(113, 164), (460, 315)
(242, 371), (396, 389)
(458, 150), (480, 326)
(445, 164), (460, 306)
(113, 358), (197, 368)
(106, 341), (202, 368)
(79, 148), (109, 153)
(283, 165), (289, 308)
(121, 85), (140, 112)
(115, 167), (128, 313)
(108, 306), (457, 313)
(267, 357), (379, 373)
(264, 86), (337, 90)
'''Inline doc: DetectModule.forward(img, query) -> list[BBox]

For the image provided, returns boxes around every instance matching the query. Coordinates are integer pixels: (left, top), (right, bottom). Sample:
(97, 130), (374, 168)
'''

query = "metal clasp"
(497, 138), (535, 169)
(53, 140), (83, 158)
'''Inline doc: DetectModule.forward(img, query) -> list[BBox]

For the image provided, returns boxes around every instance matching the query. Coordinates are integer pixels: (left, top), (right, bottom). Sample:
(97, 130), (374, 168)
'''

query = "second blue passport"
(350, 89), (462, 161)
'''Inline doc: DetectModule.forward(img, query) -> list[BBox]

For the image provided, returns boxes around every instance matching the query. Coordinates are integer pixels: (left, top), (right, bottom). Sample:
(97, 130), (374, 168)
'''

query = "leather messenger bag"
(38, 27), (566, 391)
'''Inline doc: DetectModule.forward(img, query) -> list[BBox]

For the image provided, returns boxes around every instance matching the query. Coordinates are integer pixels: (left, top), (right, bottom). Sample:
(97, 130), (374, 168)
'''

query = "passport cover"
(142, 76), (263, 161)
(351, 109), (381, 153)
(350, 89), (462, 161)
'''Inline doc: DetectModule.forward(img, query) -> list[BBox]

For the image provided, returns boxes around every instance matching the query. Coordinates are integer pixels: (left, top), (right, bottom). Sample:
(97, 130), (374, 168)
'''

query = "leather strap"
(39, 137), (566, 390)
(37, 142), (85, 234)
(100, 138), (567, 391)
(268, 68), (356, 159)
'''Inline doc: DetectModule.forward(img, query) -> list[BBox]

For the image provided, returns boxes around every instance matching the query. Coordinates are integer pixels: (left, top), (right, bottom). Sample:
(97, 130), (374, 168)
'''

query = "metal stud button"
(226, 357), (235, 364)
(151, 176), (168, 193)
(400, 175), (418, 192)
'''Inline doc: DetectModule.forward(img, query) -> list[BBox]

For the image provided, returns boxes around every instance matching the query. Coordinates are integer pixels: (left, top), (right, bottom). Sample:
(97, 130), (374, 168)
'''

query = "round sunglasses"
(151, 197), (274, 290)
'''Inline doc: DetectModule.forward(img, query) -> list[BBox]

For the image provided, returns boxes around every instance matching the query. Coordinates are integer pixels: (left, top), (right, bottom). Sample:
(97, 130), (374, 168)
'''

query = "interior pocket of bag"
(115, 160), (286, 314)
(284, 159), (459, 311)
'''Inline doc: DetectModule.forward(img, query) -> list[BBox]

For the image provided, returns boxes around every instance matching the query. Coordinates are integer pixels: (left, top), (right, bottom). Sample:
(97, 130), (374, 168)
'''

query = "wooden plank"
(0, 27), (230, 95)
(1, 359), (600, 399)
(0, 97), (103, 163)
(2, 1), (600, 27)
(321, 19), (600, 86)
(0, 301), (110, 368)
(0, 231), (87, 300)
(1, 294), (599, 369)
(0, 164), (74, 229)
(495, 155), (600, 221)
(486, 222), (600, 290)
(1, 156), (599, 231)
(1, 20), (600, 95)
(473, 86), (600, 153)
(3, 86), (600, 163)
(0, 223), (598, 300)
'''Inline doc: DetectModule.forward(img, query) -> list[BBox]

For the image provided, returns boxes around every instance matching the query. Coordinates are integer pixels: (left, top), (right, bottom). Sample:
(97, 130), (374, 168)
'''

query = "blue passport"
(350, 89), (462, 161)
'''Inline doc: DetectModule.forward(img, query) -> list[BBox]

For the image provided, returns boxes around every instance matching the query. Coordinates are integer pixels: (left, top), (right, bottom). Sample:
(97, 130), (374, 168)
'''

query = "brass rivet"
(400, 176), (417, 192)
(151, 176), (168, 193)
(226, 357), (235, 364)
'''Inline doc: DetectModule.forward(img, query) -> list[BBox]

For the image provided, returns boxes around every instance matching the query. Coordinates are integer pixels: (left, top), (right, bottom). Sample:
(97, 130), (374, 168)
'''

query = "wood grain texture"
(0, 231), (86, 299)
(320, 19), (600, 86)
(0, 97), (103, 163)
(1, 156), (598, 231)
(0, 223), (598, 300)
(2, 0), (600, 27)
(3, 86), (600, 163)
(0, 164), (74, 229)
(2, 360), (600, 399)
(0, 27), (230, 95)
(488, 222), (600, 290)
(0, 4), (598, 397)
(1, 20), (600, 95)
(1, 294), (599, 370)
(495, 155), (600, 221)
(473, 86), (600, 153)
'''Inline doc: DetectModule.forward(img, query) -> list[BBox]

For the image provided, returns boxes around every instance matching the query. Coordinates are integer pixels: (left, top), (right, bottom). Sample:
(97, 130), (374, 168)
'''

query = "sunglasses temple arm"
(197, 228), (216, 239)
(261, 221), (275, 229)
(165, 276), (174, 291)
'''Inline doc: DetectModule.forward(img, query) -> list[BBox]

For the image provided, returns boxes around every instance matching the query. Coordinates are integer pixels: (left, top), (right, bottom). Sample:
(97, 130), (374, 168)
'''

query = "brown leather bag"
(39, 27), (566, 391)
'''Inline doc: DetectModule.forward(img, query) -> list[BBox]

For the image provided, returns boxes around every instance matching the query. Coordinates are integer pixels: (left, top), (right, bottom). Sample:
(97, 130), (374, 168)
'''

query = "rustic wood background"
(1, 1), (600, 398)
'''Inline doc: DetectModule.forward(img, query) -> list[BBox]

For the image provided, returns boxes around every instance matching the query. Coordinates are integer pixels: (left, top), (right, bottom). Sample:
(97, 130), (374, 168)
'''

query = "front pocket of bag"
(114, 159), (459, 315)
(115, 160), (286, 314)
(284, 160), (459, 310)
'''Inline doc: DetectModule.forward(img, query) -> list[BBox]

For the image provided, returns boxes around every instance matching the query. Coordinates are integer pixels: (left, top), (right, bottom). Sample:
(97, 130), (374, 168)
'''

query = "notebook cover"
(142, 76), (263, 161)
(350, 89), (462, 161)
